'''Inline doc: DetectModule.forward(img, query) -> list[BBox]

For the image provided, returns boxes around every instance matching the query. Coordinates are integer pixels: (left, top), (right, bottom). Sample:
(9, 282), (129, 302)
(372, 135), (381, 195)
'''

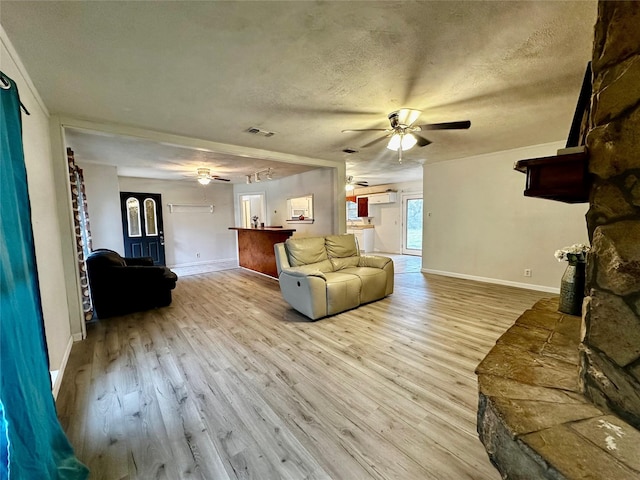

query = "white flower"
(554, 243), (590, 263)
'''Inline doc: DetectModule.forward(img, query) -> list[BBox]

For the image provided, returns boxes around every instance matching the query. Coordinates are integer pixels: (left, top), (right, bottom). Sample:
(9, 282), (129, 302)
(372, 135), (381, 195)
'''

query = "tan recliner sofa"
(274, 234), (394, 320)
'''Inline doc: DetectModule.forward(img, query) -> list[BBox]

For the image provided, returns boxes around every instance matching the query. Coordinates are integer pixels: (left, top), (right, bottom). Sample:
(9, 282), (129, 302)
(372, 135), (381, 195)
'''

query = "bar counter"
(229, 227), (296, 278)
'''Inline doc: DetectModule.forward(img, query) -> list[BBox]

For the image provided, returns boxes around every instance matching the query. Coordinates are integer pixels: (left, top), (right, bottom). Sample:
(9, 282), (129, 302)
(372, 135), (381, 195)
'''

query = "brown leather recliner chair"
(86, 249), (178, 319)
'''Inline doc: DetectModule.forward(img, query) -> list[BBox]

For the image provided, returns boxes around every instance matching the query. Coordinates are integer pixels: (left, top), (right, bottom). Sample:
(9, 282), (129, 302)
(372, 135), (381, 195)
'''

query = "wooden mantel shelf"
(514, 148), (589, 204)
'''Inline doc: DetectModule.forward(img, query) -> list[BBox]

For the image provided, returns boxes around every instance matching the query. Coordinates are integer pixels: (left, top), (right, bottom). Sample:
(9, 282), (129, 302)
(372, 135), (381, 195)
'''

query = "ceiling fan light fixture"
(386, 133), (417, 151)
(196, 167), (212, 185)
(345, 183), (355, 192)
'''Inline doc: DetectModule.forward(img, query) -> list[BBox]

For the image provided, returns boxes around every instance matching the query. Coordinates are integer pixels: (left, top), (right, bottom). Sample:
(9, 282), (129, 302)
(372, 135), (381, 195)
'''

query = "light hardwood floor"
(57, 259), (548, 479)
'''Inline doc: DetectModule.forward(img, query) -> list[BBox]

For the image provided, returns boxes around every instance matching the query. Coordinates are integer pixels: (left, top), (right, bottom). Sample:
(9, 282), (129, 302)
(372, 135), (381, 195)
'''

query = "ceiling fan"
(194, 167), (230, 185)
(345, 175), (368, 191)
(342, 109), (470, 162)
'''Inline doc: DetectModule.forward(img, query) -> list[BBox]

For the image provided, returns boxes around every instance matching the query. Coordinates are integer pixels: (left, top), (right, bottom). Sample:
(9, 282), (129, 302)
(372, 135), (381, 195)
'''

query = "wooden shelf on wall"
(514, 148), (589, 203)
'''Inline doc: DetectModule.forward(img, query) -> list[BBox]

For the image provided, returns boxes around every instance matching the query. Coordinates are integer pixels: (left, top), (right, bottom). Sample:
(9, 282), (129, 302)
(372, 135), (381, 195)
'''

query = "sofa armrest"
(278, 269), (328, 319)
(358, 255), (392, 269)
(280, 267), (327, 280)
(359, 255), (394, 296)
(274, 242), (291, 276)
(109, 266), (177, 288)
(124, 256), (155, 266)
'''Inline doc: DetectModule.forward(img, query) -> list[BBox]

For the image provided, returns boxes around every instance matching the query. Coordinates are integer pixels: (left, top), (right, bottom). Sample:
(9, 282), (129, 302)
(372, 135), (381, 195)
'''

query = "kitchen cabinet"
(367, 192), (397, 204)
(357, 196), (368, 217)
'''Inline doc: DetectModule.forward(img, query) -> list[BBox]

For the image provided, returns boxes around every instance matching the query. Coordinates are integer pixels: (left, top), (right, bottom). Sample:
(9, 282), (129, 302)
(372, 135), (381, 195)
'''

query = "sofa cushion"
(330, 256), (360, 271)
(324, 272), (361, 315)
(285, 261), (333, 277)
(286, 237), (329, 266)
(340, 267), (388, 304)
(325, 234), (359, 258)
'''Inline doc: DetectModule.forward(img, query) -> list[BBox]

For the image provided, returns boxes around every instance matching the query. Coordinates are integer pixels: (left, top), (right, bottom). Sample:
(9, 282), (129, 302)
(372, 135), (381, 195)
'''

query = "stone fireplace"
(581, 0), (640, 430)
(476, 2), (640, 478)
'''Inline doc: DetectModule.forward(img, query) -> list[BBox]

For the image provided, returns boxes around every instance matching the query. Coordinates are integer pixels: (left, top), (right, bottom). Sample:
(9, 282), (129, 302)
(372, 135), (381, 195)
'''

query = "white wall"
(422, 142), (589, 291)
(234, 167), (338, 237)
(118, 177), (237, 266)
(1, 29), (74, 378)
(77, 162), (124, 253)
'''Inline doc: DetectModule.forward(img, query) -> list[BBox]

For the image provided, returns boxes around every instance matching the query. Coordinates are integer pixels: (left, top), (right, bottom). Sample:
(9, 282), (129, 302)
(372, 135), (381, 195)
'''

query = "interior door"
(402, 194), (423, 256)
(120, 192), (166, 265)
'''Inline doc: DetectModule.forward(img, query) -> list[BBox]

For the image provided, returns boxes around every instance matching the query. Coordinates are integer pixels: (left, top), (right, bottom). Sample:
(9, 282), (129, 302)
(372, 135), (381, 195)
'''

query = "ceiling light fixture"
(386, 133), (417, 151)
(248, 168), (274, 183)
(197, 167), (212, 185)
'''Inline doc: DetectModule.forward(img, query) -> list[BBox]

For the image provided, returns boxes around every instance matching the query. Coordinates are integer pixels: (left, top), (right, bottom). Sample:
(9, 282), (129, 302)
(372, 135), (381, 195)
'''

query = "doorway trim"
(237, 192), (267, 228)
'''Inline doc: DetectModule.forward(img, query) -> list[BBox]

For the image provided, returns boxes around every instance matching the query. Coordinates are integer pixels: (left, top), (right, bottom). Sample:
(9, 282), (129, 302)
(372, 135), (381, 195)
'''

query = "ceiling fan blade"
(342, 128), (388, 133)
(415, 120), (471, 131)
(356, 182), (369, 186)
(395, 109), (422, 127)
(414, 134), (432, 147)
(213, 177), (231, 182)
(361, 135), (391, 148)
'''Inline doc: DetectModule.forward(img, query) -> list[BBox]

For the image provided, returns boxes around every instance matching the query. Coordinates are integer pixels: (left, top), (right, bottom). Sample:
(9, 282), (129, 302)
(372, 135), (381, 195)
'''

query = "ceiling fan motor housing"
(388, 111), (400, 128)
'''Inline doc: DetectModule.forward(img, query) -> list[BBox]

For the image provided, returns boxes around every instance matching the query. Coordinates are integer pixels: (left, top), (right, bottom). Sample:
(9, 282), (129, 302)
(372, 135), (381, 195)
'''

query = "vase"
(558, 261), (586, 316)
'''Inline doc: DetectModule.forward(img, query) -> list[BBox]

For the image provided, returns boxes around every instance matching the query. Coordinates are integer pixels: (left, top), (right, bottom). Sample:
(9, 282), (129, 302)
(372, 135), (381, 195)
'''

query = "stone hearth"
(477, 2), (640, 477)
(476, 299), (640, 479)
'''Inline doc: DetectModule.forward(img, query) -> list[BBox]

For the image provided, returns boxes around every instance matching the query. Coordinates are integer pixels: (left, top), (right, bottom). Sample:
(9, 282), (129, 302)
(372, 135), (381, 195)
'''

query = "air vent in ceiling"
(245, 127), (275, 137)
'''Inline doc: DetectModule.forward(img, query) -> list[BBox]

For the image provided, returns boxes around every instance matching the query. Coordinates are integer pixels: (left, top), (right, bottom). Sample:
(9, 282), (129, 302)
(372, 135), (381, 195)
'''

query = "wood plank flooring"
(57, 259), (548, 479)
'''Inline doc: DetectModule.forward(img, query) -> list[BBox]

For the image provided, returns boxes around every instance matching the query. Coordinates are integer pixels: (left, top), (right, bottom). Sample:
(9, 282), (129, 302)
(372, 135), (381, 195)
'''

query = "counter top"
(229, 226), (297, 233)
(347, 225), (375, 230)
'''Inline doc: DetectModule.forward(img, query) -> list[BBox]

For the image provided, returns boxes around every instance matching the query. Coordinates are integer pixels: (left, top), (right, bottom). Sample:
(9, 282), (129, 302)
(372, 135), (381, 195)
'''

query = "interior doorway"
(238, 193), (266, 228)
(402, 193), (423, 256)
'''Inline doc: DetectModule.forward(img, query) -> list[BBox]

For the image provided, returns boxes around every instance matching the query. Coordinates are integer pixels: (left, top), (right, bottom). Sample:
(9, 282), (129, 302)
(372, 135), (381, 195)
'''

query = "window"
(347, 201), (358, 221)
(126, 197), (141, 237)
(144, 198), (158, 236)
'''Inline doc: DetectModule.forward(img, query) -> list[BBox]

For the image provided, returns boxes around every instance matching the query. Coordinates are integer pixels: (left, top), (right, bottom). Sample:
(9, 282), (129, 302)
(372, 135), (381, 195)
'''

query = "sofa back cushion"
(285, 236), (328, 267)
(325, 234), (359, 258)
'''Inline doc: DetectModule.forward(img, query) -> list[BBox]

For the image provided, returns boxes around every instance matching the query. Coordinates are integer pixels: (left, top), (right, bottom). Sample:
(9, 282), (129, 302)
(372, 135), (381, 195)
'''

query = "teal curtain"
(0, 72), (88, 479)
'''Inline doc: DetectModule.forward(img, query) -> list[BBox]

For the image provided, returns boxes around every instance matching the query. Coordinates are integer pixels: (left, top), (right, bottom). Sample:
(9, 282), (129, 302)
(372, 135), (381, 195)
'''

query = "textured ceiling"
(2, 1), (597, 185)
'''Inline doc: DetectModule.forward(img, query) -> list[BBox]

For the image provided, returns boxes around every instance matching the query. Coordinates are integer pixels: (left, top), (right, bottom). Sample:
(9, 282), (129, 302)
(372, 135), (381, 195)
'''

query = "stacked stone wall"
(581, 1), (640, 429)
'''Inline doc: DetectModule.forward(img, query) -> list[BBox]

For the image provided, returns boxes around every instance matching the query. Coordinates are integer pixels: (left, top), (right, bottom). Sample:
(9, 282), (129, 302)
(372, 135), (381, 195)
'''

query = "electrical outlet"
(196, 252), (201, 258)
(524, 268), (532, 277)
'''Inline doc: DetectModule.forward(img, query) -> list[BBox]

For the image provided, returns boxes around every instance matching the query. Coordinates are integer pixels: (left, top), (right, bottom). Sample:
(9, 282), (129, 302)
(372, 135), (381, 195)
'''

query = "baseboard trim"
(170, 257), (237, 269)
(420, 268), (560, 294)
(51, 335), (74, 399)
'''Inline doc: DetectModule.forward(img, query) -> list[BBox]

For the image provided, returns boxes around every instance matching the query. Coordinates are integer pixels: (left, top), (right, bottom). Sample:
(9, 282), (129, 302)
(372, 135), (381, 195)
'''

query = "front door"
(120, 192), (166, 265)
